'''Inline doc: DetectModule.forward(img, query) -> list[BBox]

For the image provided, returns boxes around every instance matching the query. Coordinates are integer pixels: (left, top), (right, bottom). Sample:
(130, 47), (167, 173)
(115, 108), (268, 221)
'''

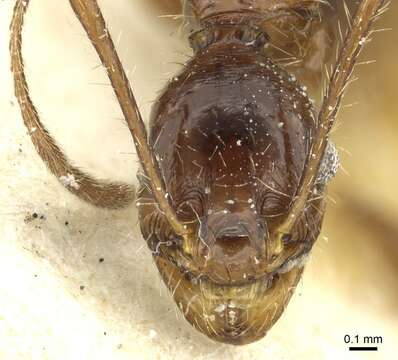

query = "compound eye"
(316, 141), (340, 188)
(176, 189), (205, 222)
(260, 192), (289, 218)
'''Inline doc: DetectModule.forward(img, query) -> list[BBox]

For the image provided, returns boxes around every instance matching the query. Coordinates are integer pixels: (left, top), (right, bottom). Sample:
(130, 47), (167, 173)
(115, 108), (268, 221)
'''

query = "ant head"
(137, 42), (330, 344)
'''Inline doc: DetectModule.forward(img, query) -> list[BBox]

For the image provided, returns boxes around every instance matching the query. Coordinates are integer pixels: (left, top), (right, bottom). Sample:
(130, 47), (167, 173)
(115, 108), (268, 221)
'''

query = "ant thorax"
(184, 0), (337, 94)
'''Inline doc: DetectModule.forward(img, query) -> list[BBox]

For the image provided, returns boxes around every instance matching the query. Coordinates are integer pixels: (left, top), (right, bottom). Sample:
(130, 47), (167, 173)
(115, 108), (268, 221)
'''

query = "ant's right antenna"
(275, 0), (389, 246)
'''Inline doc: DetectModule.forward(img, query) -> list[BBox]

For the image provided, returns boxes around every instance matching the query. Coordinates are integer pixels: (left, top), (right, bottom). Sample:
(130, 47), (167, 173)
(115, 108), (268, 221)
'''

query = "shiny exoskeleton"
(138, 0), (333, 344)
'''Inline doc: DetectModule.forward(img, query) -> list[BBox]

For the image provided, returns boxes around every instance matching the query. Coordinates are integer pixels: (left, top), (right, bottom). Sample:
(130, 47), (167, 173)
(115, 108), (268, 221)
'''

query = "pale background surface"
(0, 1), (397, 359)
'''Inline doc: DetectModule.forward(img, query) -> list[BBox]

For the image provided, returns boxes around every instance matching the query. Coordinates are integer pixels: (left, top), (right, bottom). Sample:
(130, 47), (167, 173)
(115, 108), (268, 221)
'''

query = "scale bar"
(349, 347), (378, 351)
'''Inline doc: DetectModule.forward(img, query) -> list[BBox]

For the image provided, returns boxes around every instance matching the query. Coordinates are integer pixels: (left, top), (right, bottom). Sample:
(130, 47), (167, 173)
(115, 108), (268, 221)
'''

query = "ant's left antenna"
(68, 0), (191, 239)
(10, 0), (189, 239)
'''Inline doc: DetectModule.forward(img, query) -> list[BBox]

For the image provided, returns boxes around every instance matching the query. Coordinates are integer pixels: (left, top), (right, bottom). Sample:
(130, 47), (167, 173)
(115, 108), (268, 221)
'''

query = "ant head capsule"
(138, 39), (327, 344)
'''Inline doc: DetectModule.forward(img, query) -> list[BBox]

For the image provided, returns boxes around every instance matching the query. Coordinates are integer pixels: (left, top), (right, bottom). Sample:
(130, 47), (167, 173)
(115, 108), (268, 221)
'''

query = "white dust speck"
(214, 304), (226, 313)
(59, 173), (80, 190)
(228, 310), (237, 325)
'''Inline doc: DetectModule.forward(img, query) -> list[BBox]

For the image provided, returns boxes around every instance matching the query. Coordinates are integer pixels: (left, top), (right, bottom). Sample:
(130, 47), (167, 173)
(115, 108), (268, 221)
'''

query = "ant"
(10, 0), (388, 345)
